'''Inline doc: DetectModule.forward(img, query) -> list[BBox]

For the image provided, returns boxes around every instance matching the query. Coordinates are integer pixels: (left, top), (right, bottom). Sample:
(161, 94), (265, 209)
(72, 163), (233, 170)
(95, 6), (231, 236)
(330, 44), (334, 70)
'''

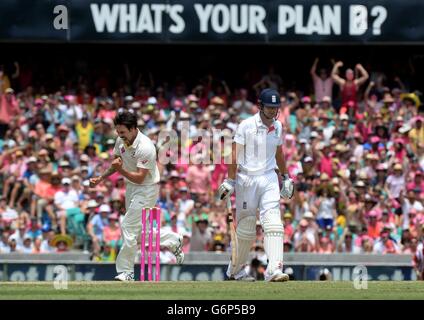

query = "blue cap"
(42, 223), (52, 233)
(259, 89), (281, 107)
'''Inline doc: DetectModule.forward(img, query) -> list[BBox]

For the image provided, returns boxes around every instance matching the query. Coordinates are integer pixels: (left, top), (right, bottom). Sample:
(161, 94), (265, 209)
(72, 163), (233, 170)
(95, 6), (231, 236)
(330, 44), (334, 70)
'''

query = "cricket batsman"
(90, 111), (184, 282)
(218, 88), (294, 282)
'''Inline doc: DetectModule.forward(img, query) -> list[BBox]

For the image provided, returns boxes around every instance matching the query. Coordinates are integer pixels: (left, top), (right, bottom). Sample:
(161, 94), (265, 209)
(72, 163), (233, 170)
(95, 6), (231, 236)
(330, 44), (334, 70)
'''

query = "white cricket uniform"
(228, 112), (285, 280)
(233, 112), (283, 222)
(114, 129), (180, 274)
(415, 242), (424, 278)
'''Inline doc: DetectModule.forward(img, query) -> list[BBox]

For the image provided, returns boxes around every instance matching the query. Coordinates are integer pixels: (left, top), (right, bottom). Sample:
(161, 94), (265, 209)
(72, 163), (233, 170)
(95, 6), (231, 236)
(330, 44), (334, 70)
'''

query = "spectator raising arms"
(331, 61), (369, 117)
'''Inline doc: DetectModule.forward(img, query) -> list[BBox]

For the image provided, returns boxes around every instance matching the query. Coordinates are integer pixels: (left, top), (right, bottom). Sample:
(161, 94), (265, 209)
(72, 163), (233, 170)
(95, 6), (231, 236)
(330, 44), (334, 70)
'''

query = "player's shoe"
(265, 270), (289, 282)
(114, 272), (135, 282)
(225, 268), (256, 282)
(225, 274), (256, 282)
(171, 234), (185, 265)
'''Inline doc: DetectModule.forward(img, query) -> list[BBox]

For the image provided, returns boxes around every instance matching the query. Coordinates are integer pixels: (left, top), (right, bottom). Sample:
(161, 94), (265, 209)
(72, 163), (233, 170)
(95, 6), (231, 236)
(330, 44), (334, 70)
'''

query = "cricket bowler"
(90, 111), (184, 282)
(218, 88), (294, 282)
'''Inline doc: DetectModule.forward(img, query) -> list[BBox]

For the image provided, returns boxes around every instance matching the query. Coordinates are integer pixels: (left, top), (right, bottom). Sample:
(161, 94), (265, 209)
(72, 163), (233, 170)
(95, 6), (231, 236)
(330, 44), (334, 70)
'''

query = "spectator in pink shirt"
(186, 157), (211, 202)
(0, 88), (19, 138)
(2, 150), (26, 208)
(211, 160), (227, 195)
(310, 58), (333, 103)
(316, 144), (334, 177)
(282, 134), (297, 162)
(103, 213), (121, 248)
(385, 163), (406, 199)
(283, 212), (294, 242)
(97, 100), (116, 121)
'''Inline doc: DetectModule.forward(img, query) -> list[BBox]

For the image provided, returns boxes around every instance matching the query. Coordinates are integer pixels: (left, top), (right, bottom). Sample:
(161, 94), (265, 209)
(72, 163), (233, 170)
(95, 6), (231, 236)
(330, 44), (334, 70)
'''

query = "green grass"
(0, 281), (423, 300)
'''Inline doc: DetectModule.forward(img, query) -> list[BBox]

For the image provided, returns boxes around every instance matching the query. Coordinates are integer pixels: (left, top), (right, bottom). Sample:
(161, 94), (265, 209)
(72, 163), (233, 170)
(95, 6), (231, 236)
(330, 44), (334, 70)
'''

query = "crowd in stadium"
(0, 58), (423, 275)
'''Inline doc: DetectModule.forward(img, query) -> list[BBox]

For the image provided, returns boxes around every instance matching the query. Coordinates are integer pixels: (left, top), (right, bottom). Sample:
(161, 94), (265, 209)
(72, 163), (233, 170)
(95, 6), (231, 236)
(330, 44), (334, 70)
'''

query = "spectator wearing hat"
(54, 125), (75, 159)
(75, 115), (94, 151)
(283, 212), (295, 241)
(409, 116), (424, 154)
(87, 204), (111, 256)
(385, 163), (406, 199)
(315, 143), (334, 178)
(362, 153), (379, 180)
(36, 149), (54, 173)
(367, 210), (383, 240)
(54, 177), (80, 235)
(20, 233), (34, 253)
(17, 156), (39, 205)
(103, 213), (122, 250)
(391, 137), (408, 163)
(51, 234), (73, 253)
(409, 171), (424, 196)
(2, 149), (26, 208)
(373, 227), (400, 254)
(175, 186), (194, 228)
(0, 86), (20, 139)
(95, 241), (117, 262)
(399, 189), (424, 230)
(84, 199), (99, 221)
(293, 219), (316, 252)
(372, 163), (388, 188)
(58, 160), (73, 178)
(188, 209), (212, 252)
(0, 196), (19, 229)
(62, 94), (82, 126)
(302, 211), (319, 232)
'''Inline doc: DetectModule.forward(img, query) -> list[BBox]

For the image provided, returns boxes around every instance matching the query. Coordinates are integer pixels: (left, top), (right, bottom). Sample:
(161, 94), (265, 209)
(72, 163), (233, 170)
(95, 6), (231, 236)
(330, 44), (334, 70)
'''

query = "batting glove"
(280, 174), (294, 199)
(218, 178), (236, 201)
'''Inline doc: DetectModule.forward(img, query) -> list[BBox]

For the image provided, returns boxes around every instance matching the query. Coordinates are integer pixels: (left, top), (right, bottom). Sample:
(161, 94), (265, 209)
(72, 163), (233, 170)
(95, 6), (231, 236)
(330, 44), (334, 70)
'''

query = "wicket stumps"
(140, 207), (161, 281)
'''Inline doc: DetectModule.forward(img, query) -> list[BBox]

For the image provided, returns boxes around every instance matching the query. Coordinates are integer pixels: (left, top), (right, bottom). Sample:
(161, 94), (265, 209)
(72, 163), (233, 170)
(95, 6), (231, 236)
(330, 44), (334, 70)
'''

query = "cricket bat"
(227, 197), (237, 274)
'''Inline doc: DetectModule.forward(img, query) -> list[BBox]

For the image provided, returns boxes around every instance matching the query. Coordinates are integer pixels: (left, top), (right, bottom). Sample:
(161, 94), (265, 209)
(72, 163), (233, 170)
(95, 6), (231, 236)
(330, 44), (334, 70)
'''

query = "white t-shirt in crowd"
(54, 189), (79, 210)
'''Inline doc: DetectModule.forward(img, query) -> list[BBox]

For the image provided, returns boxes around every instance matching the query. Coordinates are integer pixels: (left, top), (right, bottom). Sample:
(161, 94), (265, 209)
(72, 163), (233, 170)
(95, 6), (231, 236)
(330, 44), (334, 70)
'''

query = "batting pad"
(227, 216), (256, 277)
(262, 209), (284, 274)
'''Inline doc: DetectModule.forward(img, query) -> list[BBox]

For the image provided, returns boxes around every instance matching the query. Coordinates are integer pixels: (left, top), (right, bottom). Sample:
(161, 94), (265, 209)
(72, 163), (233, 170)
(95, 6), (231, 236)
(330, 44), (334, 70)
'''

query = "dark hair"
(113, 111), (138, 130)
